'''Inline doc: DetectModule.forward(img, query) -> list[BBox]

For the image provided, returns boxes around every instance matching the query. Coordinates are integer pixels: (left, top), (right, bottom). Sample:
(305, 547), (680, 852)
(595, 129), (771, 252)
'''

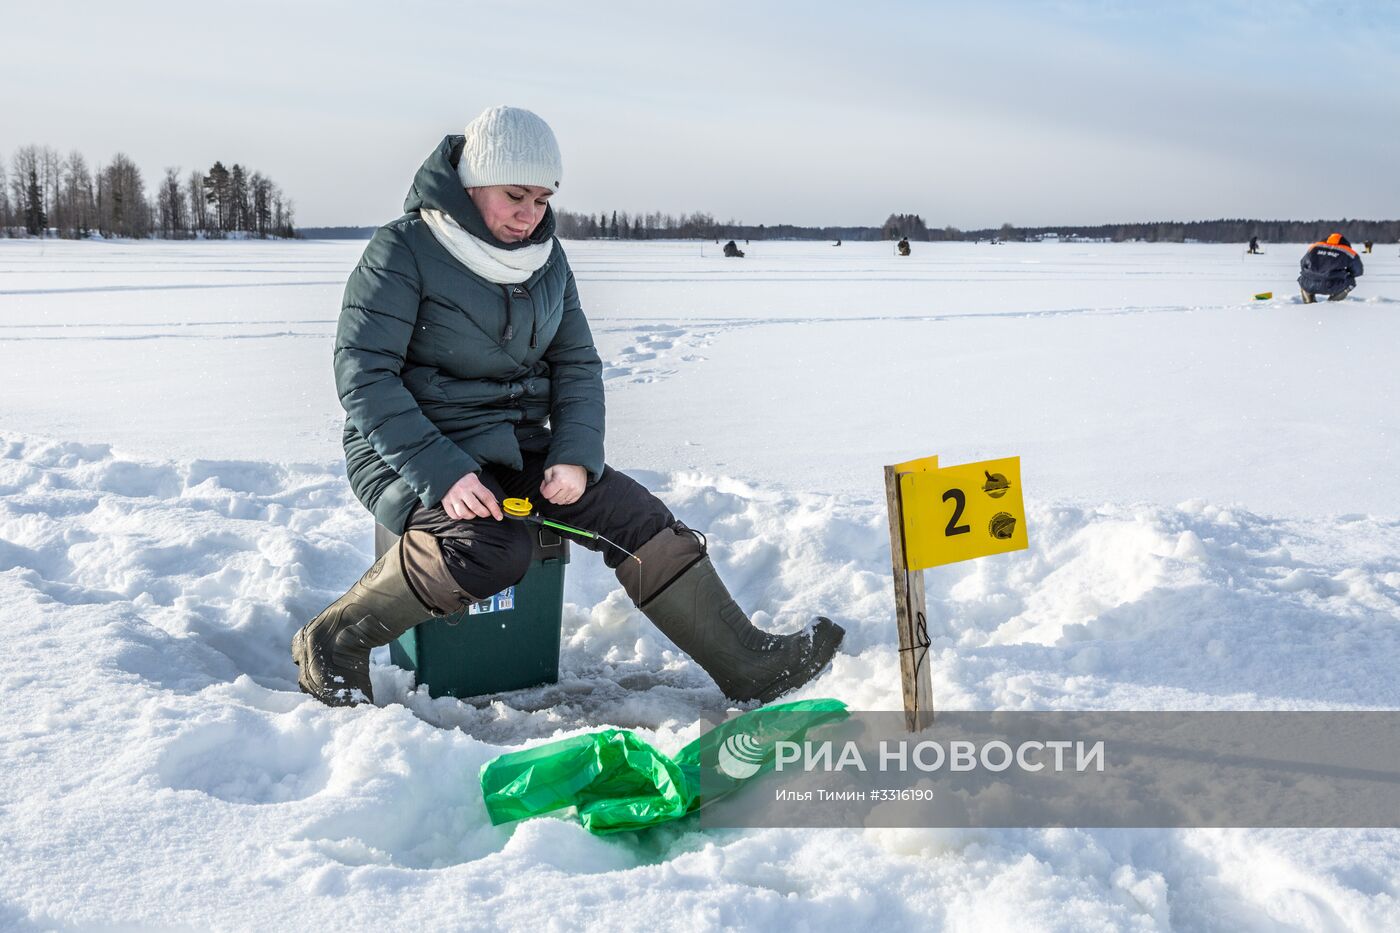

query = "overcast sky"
(4, 1), (1398, 228)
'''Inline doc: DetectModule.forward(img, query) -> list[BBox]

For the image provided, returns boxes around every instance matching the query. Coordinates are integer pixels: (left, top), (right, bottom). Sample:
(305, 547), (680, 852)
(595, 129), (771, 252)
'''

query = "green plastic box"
(378, 523), (569, 699)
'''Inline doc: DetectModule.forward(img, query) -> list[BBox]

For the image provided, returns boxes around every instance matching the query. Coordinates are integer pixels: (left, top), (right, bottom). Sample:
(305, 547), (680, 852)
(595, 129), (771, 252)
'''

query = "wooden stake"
(885, 465), (934, 732)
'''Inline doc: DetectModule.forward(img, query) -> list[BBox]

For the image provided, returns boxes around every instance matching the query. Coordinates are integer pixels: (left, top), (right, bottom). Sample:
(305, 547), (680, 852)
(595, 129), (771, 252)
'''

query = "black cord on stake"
(897, 606), (932, 723)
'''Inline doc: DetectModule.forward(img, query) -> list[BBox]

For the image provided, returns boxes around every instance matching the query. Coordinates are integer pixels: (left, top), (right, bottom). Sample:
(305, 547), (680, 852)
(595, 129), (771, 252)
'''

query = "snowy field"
(2, 237), (1399, 930)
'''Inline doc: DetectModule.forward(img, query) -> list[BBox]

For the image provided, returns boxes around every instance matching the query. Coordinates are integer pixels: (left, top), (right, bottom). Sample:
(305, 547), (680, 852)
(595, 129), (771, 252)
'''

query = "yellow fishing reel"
(497, 496), (640, 564)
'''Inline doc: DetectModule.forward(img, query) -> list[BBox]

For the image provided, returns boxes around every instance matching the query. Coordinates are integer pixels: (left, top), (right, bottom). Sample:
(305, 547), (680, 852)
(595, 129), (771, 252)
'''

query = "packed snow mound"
(6, 432), (1398, 721)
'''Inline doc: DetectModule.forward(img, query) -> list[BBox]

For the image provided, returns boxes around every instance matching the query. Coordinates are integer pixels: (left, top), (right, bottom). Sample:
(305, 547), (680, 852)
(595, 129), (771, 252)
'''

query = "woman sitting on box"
(292, 106), (844, 708)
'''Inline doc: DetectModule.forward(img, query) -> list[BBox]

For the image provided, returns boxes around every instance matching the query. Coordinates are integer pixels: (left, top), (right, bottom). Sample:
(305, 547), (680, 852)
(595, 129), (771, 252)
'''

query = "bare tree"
(60, 151), (96, 238)
(278, 196), (295, 238)
(40, 146), (62, 232)
(0, 156), (10, 235)
(271, 185), (288, 237)
(157, 167), (187, 238)
(186, 170), (208, 236)
(250, 171), (271, 237)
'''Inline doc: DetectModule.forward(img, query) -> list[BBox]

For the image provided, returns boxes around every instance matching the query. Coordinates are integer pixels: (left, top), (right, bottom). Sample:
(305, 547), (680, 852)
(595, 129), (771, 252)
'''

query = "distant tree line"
(0, 145), (296, 240)
(296, 212), (1400, 245)
(549, 211), (1400, 244)
(975, 218), (1400, 244)
(555, 209), (728, 240)
(550, 209), (940, 242)
(297, 226), (379, 240)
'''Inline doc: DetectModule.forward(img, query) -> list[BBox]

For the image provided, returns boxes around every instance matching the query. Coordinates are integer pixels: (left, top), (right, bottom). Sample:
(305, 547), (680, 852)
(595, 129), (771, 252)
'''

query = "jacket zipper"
(500, 285), (514, 341)
(501, 283), (539, 348)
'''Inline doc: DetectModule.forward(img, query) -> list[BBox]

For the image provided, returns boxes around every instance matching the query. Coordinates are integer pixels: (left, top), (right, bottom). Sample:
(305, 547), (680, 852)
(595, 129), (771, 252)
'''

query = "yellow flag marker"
(885, 452), (1031, 729)
(898, 456), (1028, 571)
(892, 454), (939, 474)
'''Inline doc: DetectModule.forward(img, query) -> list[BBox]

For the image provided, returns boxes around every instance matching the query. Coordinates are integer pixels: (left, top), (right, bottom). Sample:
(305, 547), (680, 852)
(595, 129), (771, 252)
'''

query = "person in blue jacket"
(292, 107), (843, 709)
(1298, 233), (1364, 303)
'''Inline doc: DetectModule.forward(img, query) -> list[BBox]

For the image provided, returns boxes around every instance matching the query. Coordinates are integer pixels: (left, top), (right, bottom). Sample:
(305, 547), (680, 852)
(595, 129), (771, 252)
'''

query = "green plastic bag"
(480, 699), (848, 834)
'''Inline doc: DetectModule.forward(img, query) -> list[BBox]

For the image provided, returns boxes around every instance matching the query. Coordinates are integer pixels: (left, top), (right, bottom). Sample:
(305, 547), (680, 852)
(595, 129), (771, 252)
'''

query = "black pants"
(404, 451), (675, 599)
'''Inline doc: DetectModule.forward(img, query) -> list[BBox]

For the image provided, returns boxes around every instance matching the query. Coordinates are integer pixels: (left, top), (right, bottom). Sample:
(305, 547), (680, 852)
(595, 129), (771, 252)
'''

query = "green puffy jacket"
(336, 135), (605, 533)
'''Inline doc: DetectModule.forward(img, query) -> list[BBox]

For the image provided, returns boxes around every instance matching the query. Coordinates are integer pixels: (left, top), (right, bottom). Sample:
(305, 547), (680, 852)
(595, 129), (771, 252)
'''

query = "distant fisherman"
(896, 236), (911, 257)
(1298, 233), (1363, 303)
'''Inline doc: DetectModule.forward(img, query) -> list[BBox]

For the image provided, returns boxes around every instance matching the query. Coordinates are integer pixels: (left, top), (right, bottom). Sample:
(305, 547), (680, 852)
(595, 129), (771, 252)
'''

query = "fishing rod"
(501, 497), (641, 565)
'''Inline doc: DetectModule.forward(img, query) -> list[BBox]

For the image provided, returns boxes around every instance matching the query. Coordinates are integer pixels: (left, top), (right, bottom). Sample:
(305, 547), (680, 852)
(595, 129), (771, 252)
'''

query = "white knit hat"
(457, 106), (562, 192)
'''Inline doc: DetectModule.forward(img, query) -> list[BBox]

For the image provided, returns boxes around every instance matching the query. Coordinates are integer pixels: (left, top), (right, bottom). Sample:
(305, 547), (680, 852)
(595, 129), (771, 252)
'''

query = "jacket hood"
(1313, 232), (1357, 256)
(402, 135), (556, 250)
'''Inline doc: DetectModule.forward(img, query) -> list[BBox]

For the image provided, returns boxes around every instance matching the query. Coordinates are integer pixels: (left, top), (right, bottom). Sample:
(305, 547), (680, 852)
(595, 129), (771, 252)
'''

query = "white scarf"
(420, 208), (553, 284)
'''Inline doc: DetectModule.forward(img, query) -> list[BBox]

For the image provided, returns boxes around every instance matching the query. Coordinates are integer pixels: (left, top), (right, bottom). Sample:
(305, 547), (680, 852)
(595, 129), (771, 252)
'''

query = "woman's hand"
(541, 464), (587, 506)
(441, 472), (502, 521)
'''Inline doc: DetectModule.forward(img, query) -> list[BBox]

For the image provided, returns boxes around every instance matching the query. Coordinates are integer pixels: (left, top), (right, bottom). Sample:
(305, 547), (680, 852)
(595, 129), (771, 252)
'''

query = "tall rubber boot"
(291, 528), (473, 707)
(1327, 286), (1354, 302)
(617, 523), (845, 703)
(1300, 286), (1317, 304)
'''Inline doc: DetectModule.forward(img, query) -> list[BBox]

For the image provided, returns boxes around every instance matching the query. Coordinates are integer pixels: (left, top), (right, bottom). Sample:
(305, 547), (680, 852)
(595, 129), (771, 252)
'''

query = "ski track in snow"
(3, 433), (1400, 928)
(593, 295), (1322, 389)
(0, 295), (1370, 358)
